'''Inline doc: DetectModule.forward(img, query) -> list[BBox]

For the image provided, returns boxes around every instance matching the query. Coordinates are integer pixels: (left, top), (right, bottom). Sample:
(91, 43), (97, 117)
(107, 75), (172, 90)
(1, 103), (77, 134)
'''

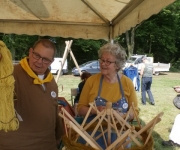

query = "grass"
(56, 72), (180, 150)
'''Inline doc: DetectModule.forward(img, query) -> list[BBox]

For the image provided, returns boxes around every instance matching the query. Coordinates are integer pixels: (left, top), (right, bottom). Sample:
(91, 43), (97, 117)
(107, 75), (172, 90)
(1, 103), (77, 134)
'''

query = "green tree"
(2, 34), (39, 60)
(68, 39), (106, 68)
(117, 0), (180, 64)
(135, 8), (178, 63)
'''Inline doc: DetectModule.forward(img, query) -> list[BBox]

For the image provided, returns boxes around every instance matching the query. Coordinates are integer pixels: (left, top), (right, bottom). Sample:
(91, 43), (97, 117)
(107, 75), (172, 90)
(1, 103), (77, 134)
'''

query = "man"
(140, 56), (155, 105)
(162, 86), (180, 147)
(0, 39), (64, 150)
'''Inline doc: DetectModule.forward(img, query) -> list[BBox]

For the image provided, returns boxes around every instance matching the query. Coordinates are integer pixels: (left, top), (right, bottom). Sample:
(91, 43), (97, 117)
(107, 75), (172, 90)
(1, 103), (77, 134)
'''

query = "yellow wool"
(0, 41), (19, 132)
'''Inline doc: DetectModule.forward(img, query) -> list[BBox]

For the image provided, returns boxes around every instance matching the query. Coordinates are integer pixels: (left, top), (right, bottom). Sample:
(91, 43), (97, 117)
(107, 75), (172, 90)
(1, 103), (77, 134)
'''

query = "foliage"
(2, 34), (39, 60)
(171, 58), (180, 72)
(135, 8), (178, 63)
(117, 0), (180, 65)
(69, 39), (106, 69)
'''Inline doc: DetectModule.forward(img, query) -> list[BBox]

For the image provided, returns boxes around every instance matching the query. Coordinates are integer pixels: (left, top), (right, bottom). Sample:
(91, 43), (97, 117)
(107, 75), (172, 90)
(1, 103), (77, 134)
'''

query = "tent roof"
(0, 0), (175, 40)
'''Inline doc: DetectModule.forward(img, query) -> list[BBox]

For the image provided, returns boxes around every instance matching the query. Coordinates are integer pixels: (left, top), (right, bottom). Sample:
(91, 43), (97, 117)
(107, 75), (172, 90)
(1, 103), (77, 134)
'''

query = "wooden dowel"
(84, 110), (105, 130)
(68, 121), (101, 150)
(90, 111), (106, 138)
(81, 103), (93, 127)
(106, 102), (112, 146)
(59, 109), (102, 150)
(110, 110), (120, 138)
(106, 129), (131, 150)
(132, 102), (142, 128)
(56, 40), (73, 83)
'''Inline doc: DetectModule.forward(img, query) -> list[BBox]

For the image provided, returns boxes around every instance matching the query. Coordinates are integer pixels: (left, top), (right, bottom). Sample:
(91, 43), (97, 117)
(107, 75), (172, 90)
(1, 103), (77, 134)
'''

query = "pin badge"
(123, 103), (128, 109)
(51, 91), (56, 98)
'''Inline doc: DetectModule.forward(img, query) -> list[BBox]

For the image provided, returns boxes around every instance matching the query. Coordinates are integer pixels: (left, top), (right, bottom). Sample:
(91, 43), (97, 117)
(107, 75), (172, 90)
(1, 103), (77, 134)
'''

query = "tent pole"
(55, 40), (73, 83)
(69, 48), (81, 76)
(109, 24), (114, 44)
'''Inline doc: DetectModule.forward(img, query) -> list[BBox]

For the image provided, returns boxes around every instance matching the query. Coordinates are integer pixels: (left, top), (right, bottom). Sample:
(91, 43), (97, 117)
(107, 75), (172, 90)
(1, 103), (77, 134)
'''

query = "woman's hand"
(97, 106), (106, 112)
(90, 105), (106, 115)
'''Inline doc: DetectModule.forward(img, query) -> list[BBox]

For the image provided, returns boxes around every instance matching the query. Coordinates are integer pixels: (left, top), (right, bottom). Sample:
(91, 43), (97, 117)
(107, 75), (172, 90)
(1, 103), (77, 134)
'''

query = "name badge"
(51, 91), (57, 98)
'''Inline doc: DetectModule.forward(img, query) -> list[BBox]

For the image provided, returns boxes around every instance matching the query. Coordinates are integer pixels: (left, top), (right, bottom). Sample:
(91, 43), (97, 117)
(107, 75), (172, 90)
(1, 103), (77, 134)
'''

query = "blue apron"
(95, 74), (128, 113)
(79, 74), (129, 149)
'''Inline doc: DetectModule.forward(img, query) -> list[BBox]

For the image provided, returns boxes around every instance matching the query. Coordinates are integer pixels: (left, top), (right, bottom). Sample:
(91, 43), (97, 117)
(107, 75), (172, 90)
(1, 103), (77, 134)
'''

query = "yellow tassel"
(0, 41), (19, 132)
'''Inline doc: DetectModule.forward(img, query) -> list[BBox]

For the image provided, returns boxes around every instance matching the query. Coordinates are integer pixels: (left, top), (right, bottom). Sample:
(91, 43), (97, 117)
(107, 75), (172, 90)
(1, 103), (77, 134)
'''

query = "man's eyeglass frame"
(32, 51), (53, 64)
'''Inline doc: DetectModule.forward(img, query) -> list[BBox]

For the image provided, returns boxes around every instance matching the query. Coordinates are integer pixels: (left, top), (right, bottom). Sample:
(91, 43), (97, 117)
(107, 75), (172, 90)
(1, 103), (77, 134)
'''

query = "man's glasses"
(32, 51), (52, 64)
(98, 58), (116, 66)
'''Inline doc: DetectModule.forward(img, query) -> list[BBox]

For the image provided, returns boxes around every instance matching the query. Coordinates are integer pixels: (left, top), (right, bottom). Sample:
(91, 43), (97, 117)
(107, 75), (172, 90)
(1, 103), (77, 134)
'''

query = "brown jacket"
(0, 64), (64, 150)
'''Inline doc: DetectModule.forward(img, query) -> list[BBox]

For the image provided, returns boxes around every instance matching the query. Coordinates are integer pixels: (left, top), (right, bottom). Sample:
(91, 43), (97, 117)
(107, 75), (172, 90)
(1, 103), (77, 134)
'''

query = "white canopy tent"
(0, 0), (175, 41)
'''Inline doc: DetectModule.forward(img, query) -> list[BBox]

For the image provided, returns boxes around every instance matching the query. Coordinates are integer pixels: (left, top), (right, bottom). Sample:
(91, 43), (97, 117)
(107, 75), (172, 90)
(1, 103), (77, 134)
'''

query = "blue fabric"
(78, 74), (130, 149)
(95, 97), (128, 113)
(123, 66), (140, 91)
(57, 99), (67, 106)
(95, 74), (128, 113)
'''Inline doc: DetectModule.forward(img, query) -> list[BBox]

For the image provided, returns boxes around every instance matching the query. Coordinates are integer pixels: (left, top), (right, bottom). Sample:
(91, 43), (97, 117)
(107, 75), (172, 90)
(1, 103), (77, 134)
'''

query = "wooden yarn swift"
(59, 101), (163, 150)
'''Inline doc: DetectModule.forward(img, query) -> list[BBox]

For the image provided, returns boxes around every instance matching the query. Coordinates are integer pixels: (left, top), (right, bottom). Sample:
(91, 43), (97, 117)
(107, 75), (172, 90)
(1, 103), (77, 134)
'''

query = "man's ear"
(29, 48), (33, 54)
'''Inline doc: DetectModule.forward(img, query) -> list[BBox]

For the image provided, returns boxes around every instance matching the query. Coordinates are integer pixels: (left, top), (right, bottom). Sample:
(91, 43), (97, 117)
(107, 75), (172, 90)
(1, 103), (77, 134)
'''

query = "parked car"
(72, 60), (100, 76)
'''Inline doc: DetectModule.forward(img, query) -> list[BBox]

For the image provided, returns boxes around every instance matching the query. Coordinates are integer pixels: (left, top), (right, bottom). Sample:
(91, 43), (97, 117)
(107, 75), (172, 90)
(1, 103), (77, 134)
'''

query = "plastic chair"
(71, 88), (78, 106)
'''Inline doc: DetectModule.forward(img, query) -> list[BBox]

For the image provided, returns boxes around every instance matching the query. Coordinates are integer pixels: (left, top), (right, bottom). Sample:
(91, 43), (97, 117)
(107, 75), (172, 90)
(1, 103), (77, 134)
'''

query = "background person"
(140, 56), (155, 105)
(162, 86), (180, 147)
(0, 39), (64, 150)
(74, 71), (91, 104)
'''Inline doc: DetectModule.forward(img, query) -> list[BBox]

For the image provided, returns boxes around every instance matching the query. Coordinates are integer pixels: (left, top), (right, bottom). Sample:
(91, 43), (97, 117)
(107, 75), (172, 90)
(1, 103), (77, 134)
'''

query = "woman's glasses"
(98, 58), (116, 66)
(32, 51), (52, 64)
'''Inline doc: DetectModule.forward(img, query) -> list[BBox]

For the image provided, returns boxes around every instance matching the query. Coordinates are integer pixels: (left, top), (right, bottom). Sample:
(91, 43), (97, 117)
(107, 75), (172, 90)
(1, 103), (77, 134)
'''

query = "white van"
(124, 55), (170, 75)
(50, 57), (68, 75)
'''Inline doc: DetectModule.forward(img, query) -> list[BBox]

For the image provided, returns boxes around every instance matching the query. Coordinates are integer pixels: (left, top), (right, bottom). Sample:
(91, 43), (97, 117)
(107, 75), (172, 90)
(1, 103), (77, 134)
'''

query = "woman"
(74, 71), (91, 104)
(77, 42), (139, 121)
(140, 56), (155, 105)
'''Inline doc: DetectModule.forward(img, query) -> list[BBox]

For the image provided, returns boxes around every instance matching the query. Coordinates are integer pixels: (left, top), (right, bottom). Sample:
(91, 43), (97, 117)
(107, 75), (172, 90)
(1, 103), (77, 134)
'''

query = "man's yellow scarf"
(20, 57), (53, 84)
